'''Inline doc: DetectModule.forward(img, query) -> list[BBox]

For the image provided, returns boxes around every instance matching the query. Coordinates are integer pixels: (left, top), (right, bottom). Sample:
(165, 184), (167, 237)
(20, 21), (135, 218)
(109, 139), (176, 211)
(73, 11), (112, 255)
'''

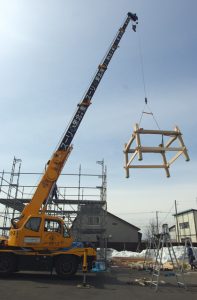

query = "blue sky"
(0, 0), (197, 231)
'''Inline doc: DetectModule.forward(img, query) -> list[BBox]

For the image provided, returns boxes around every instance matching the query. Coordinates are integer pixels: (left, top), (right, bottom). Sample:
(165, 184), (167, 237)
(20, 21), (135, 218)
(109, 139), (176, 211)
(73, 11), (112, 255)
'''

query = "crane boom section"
(58, 12), (138, 150)
(14, 12), (138, 228)
(18, 148), (72, 220)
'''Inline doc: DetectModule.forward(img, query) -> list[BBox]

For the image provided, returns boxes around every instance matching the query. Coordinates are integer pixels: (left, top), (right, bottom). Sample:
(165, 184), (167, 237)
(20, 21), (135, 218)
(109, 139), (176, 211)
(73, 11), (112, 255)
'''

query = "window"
(179, 222), (189, 229)
(25, 217), (41, 232)
(44, 220), (61, 233)
(63, 225), (70, 238)
(87, 216), (100, 225)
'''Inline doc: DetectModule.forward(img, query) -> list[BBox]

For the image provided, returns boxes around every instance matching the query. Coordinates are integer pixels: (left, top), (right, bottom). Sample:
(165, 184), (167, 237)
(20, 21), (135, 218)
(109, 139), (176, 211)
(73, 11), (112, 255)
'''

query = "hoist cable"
(138, 102), (161, 130)
(136, 24), (162, 136)
(146, 104), (161, 130)
(137, 25), (148, 102)
(138, 103), (147, 125)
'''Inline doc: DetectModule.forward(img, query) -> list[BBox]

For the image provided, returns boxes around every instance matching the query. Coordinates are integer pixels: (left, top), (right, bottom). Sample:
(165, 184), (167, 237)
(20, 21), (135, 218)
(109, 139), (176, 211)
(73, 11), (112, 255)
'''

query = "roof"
(173, 208), (197, 217)
(107, 211), (140, 231)
(71, 206), (141, 231)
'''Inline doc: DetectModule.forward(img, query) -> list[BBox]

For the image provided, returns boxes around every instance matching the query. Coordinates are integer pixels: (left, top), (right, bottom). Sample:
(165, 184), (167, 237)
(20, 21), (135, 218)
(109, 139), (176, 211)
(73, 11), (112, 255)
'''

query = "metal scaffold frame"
(0, 157), (22, 236)
(0, 158), (107, 246)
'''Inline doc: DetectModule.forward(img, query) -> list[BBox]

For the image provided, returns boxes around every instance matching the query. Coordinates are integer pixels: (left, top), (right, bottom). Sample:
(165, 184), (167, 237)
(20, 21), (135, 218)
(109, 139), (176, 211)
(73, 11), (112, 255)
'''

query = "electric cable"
(159, 203), (175, 224)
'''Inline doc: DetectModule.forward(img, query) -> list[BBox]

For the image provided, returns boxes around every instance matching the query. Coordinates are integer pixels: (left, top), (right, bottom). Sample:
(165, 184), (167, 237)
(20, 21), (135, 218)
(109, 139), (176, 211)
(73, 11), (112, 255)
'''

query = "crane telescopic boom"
(11, 12), (138, 229)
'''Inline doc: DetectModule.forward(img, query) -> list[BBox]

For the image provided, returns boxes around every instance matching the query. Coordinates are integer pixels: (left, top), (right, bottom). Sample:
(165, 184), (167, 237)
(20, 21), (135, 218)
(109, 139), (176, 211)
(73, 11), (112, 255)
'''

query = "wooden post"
(135, 124), (142, 161)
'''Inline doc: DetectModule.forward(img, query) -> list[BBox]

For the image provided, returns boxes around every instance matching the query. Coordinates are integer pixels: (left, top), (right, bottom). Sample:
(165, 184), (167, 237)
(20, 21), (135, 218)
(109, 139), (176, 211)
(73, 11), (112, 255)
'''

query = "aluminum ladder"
(150, 224), (186, 291)
(143, 236), (159, 270)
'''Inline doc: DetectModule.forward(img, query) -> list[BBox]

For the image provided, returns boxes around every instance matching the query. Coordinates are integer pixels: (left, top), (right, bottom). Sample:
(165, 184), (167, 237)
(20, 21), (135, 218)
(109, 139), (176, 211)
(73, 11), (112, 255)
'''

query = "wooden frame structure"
(124, 124), (190, 178)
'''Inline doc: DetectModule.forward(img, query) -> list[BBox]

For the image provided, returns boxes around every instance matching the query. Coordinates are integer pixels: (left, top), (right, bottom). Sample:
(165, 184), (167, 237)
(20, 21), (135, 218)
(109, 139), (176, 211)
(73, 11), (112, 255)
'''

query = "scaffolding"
(0, 158), (107, 247)
(0, 157), (22, 236)
(71, 160), (108, 260)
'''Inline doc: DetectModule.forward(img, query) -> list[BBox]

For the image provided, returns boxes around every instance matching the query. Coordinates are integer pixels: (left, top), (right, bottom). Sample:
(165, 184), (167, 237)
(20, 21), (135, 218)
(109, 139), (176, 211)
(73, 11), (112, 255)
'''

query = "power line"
(159, 203), (175, 224)
(118, 211), (171, 215)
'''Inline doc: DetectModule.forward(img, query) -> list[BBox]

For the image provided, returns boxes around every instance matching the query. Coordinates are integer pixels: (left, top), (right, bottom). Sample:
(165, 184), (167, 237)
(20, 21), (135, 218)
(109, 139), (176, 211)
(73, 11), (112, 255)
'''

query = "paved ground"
(0, 268), (197, 300)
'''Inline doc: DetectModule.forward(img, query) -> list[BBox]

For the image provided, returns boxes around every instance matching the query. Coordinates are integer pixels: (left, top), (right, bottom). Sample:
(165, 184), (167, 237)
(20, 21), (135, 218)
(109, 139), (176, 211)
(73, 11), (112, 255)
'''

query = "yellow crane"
(0, 12), (138, 278)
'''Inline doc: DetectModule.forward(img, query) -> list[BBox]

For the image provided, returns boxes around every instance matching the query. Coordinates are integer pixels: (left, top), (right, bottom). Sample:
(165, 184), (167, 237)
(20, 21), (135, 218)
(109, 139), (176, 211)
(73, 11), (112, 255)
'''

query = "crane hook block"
(132, 25), (137, 32)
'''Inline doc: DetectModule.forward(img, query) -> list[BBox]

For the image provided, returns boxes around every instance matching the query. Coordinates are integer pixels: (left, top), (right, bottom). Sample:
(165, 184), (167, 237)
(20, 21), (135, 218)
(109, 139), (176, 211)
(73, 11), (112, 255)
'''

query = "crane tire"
(55, 255), (79, 279)
(0, 253), (17, 277)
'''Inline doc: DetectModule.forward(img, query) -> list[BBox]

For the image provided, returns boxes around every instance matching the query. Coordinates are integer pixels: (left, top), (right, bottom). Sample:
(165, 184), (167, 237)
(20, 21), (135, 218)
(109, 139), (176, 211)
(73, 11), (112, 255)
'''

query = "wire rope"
(137, 25), (162, 133)
(137, 25), (148, 102)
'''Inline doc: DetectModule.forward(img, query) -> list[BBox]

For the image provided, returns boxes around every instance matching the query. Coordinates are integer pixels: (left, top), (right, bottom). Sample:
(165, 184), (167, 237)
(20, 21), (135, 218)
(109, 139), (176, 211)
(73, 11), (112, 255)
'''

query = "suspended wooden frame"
(124, 123), (190, 178)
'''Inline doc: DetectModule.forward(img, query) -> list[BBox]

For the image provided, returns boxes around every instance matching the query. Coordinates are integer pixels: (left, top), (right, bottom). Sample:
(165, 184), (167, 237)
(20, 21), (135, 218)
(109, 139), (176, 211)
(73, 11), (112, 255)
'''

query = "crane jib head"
(128, 12), (138, 22)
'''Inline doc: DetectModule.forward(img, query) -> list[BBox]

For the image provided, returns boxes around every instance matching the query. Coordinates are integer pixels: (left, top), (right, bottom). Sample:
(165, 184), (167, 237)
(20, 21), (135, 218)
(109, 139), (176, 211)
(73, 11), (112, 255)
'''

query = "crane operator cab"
(8, 214), (73, 250)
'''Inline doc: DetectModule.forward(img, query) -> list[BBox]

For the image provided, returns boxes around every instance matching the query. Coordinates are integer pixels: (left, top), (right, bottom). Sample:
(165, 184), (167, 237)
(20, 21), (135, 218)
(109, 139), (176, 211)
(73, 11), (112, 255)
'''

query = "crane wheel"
(55, 255), (79, 279)
(0, 253), (17, 277)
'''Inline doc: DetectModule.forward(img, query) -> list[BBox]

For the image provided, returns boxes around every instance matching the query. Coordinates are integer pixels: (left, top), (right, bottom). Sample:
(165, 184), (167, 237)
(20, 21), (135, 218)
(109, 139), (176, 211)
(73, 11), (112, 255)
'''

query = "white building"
(174, 209), (197, 243)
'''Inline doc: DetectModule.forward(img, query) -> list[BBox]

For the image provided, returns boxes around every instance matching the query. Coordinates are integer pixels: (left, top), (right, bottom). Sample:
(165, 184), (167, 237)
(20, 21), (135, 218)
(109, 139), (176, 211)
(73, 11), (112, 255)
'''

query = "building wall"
(194, 211), (197, 241)
(71, 204), (106, 243)
(105, 213), (140, 251)
(105, 213), (139, 243)
(71, 211), (140, 250)
(175, 211), (197, 243)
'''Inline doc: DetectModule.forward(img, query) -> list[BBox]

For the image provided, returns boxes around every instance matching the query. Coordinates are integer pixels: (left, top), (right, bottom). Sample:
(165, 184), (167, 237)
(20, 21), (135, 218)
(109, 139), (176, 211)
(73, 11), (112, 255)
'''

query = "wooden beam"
(168, 151), (184, 166)
(127, 150), (138, 165)
(124, 143), (130, 178)
(135, 128), (180, 136)
(160, 151), (170, 178)
(135, 124), (142, 161)
(127, 146), (185, 153)
(124, 133), (136, 152)
(165, 136), (178, 148)
(128, 165), (166, 168)
(177, 135), (190, 161)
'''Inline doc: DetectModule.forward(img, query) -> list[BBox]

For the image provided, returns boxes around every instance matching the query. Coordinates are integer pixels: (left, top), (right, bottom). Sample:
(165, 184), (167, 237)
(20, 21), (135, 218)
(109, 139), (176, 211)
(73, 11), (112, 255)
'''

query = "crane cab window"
(44, 220), (61, 233)
(63, 225), (70, 237)
(25, 217), (41, 232)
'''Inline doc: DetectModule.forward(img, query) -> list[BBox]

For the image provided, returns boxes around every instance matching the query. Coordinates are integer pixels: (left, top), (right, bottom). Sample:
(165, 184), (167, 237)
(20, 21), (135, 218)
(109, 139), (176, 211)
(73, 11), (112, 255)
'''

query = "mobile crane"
(0, 12), (138, 278)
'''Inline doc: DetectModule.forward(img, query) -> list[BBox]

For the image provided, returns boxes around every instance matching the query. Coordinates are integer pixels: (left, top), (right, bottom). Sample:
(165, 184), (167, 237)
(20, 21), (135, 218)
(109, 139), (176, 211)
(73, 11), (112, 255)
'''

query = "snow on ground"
(106, 247), (197, 264)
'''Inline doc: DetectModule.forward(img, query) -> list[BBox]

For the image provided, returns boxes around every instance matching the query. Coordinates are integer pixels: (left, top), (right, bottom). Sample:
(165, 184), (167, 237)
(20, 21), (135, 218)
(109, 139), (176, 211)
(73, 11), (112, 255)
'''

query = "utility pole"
(156, 211), (159, 234)
(175, 200), (180, 244)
